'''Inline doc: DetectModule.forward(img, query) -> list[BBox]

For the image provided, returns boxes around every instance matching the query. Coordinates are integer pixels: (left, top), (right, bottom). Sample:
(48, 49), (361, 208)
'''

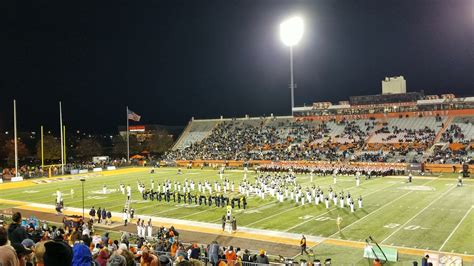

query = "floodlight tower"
(280, 16), (304, 114)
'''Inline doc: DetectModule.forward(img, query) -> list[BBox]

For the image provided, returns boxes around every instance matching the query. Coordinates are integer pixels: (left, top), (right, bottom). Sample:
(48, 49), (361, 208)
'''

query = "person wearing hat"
(72, 241), (93, 266)
(21, 239), (36, 266)
(44, 239), (73, 265)
(12, 242), (33, 266)
(255, 249), (269, 264)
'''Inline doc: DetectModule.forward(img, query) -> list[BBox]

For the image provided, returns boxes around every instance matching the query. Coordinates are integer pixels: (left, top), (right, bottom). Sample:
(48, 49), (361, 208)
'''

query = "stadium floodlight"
(280, 16), (304, 47)
(280, 16), (304, 114)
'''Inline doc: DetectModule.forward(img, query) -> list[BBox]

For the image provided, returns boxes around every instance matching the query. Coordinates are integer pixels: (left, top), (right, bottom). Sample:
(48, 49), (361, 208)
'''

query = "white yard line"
(328, 178), (438, 238)
(380, 184), (457, 244)
(244, 205), (303, 227)
(438, 206), (473, 251)
(207, 201), (281, 223)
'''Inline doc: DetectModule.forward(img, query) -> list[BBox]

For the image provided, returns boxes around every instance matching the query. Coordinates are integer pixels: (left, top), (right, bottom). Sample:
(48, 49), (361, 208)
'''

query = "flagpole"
(41, 125), (44, 168)
(13, 100), (18, 177)
(126, 106), (130, 163)
(63, 125), (67, 166)
(59, 101), (64, 175)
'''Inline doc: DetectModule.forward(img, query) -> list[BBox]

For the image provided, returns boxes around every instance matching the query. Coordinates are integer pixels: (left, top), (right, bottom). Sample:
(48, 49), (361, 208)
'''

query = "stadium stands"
(172, 120), (220, 150)
(167, 111), (473, 165)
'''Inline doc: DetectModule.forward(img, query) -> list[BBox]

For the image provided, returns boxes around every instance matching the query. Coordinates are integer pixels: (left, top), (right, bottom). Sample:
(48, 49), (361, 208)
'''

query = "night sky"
(1, 0), (473, 134)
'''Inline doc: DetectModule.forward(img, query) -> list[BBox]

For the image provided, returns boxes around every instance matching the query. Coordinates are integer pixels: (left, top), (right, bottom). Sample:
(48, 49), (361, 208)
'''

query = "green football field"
(0, 167), (473, 258)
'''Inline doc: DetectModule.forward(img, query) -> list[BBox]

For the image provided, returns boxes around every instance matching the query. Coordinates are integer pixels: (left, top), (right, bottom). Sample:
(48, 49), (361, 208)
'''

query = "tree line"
(0, 130), (173, 166)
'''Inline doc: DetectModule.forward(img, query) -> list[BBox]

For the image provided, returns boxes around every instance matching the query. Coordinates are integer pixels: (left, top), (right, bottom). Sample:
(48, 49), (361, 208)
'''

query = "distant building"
(382, 76), (406, 94)
(118, 124), (183, 142)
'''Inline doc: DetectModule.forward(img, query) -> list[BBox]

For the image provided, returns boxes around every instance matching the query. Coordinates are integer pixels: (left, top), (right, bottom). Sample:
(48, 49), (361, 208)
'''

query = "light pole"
(280, 16), (304, 114)
(80, 177), (85, 219)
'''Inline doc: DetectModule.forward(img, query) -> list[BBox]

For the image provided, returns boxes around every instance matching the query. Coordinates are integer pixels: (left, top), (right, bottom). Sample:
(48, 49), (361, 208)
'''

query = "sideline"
(3, 198), (472, 262)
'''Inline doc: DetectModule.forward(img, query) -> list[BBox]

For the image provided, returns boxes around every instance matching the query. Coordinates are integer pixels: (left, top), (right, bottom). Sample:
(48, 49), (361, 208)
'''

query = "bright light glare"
(280, 16), (304, 46)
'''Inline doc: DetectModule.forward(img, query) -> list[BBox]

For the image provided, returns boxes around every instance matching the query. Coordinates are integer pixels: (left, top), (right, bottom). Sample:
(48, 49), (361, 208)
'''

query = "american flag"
(127, 109), (141, 122)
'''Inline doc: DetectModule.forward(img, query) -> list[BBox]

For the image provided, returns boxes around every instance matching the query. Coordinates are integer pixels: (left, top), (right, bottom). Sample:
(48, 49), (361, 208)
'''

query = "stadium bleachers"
(172, 120), (220, 150)
(167, 114), (473, 164)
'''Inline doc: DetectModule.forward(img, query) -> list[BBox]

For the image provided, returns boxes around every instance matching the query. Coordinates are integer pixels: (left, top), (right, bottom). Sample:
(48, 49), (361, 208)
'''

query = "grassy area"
(295, 242), (422, 265)
(0, 203), (17, 210)
(0, 167), (472, 260)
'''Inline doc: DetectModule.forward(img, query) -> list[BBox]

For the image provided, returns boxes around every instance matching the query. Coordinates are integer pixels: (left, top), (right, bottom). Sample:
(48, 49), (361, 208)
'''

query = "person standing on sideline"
(408, 173), (412, 183)
(221, 215), (226, 231)
(106, 210), (112, 225)
(97, 207), (102, 223)
(101, 208), (107, 224)
(122, 209), (128, 226)
(421, 254), (430, 266)
(89, 206), (96, 223)
(336, 216), (343, 232)
(300, 235), (309, 255)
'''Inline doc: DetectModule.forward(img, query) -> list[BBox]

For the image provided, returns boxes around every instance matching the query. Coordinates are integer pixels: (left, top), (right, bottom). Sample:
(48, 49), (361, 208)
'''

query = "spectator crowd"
(0, 211), (273, 266)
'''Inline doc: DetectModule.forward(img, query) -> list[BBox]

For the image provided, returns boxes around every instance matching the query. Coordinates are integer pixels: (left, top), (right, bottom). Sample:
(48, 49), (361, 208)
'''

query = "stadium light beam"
(280, 16), (304, 114)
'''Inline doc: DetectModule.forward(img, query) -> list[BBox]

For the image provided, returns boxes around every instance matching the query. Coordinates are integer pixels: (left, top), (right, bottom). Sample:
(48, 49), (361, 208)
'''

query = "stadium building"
(168, 76), (473, 174)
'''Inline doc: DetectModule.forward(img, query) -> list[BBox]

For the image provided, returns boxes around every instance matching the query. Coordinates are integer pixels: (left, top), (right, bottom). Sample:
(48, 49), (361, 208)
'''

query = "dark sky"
(1, 0), (473, 134)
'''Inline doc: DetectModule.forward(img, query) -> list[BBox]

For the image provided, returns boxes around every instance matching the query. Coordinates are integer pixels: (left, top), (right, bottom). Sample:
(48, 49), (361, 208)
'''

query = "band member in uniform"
(457, 175), (463, 187)
(136, 218), (142, 236)
(226, 204), (232, 221)
(147, 218), (153, 238)
(122, 209), (128, 226)
(126, 185), (132, 200)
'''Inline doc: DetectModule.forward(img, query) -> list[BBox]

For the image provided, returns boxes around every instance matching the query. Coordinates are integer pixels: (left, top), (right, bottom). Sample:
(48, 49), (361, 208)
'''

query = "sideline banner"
(11, 176), (24, 182)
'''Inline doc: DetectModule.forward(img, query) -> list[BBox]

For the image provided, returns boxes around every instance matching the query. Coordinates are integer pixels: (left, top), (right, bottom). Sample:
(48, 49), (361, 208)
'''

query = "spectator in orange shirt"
(225, 246), (237, 266)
